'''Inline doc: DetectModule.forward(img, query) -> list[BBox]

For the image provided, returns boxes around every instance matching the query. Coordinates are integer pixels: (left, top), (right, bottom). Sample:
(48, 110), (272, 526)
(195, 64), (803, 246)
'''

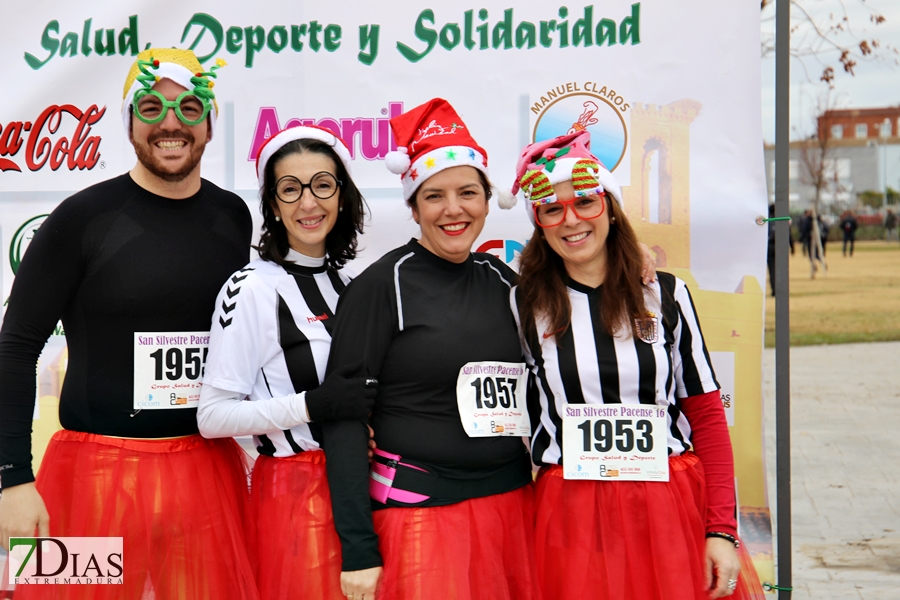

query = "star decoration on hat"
(383, 98), (491, 202)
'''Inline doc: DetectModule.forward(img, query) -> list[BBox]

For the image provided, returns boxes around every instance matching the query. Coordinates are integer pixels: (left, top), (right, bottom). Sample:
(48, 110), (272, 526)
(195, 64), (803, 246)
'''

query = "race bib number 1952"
(456, 361), (530, 437)
(133, 332), (210, 410)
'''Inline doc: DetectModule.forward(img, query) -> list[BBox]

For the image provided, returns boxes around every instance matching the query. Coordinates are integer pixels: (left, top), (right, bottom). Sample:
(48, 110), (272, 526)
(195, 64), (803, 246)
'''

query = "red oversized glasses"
(533, 193), (606, 228)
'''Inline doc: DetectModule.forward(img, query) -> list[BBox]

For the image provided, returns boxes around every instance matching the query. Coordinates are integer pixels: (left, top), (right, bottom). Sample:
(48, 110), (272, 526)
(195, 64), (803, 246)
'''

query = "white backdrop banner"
(0, 0), (774, 582)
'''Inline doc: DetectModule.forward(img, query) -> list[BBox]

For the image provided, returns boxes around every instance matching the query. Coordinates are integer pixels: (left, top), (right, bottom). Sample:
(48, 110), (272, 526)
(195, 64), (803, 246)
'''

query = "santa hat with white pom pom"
(385, 98), (516, 207)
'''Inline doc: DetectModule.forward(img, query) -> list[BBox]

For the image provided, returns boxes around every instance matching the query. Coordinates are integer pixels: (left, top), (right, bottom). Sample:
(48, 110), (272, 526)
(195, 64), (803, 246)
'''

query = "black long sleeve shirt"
(0, 174), (250, 489)
(322, 240), (532, 571)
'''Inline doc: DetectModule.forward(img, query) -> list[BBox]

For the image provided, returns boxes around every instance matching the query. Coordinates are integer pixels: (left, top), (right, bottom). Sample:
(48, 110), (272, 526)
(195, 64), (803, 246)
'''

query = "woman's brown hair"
(516, 195), (648, 342)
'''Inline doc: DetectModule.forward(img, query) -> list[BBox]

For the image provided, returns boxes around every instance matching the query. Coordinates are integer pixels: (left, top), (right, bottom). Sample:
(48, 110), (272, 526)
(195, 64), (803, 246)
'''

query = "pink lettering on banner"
(248, 103), (404, 162)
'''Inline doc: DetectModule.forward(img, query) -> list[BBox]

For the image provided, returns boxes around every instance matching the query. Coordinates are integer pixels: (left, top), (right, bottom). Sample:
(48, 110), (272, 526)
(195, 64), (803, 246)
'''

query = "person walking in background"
(886, 208), (899, 242)
(765, 204), (792, 296)
(817, 214), (830, 257)
(839, 210), (859, 257)
(799, 209), (827, 278)
(798, 209), (812, 257)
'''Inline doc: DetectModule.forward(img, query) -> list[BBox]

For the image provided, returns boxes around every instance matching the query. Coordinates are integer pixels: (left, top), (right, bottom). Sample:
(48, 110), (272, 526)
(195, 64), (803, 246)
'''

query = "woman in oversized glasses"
(196, 126), (377, 600)
(510, 132), (765, 600)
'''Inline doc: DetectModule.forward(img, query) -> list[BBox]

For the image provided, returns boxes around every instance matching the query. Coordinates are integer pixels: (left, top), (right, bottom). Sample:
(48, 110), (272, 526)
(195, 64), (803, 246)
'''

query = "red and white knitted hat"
(384, 98), (515, 206)
(255, 125), (353, 191)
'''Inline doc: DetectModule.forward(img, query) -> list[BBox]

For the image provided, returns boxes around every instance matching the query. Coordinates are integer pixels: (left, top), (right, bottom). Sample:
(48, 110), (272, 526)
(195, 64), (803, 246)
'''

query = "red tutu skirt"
(534, 452), (766, 600)
(250, 450), (343, 600)
(7, 430), (258, 600)
(372, 485), (537, 600)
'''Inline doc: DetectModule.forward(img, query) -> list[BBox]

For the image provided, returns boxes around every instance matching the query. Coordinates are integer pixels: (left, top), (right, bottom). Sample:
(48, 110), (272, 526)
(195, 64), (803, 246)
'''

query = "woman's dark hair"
(407, 168), (493, 208)
(255, 138), (367, 269)
(516, 195), (648, 342)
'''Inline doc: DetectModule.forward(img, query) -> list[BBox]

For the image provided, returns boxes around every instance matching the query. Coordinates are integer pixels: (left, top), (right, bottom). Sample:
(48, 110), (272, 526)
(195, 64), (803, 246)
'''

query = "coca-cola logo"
(0, 104), (105, 173)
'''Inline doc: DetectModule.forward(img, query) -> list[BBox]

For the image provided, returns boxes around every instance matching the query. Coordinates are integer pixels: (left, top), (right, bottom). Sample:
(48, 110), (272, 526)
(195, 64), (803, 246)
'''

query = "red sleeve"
(679, 389), (737, 536)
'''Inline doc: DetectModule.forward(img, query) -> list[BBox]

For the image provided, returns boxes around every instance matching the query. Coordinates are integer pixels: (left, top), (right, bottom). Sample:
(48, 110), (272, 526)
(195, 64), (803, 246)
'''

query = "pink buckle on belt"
(369, 448), (430, 504)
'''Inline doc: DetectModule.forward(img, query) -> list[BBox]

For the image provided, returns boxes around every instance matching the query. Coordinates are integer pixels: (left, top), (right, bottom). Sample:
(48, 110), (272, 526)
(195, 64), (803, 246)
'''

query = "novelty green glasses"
(132, 90), (211, 126)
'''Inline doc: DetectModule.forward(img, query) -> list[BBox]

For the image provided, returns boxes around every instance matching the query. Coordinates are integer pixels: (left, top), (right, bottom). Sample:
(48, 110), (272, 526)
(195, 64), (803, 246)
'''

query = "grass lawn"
(764, 239), (900, 347)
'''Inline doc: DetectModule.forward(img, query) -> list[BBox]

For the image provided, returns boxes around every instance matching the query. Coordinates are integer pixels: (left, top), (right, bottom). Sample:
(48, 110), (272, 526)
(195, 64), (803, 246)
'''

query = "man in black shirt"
(0, 49), (258, 598)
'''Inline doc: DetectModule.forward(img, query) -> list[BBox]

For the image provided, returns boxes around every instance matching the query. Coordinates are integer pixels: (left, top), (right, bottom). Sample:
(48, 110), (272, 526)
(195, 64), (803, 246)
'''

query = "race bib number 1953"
(133, 332), (210, 410)
(562, 403), (669, 481)
(456, 361), (530, 437)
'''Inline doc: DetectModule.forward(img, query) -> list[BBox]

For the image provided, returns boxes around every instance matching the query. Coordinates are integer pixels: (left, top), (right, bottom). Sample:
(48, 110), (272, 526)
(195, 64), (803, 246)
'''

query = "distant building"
(764, 105), (900, 212)
(818, 107), (900, 142)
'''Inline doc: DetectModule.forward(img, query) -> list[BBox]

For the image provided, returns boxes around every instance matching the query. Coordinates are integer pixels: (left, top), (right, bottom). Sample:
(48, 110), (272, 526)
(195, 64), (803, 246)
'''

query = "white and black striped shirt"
(512, 272), (718, 466)
(199, 250), (352, 456)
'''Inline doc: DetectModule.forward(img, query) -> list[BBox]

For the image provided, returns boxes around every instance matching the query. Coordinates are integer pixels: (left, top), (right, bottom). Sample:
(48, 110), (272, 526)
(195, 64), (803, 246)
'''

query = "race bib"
(133, 332), (210, 410)
(561, 403), (669, 481)
(456, 361), (530, 437)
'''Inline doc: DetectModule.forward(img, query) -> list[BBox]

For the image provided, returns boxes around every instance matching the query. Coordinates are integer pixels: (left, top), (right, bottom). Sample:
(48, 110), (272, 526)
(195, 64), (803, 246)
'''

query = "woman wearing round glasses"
(197, 126), (377, 600)
(510, 132), (764, 600)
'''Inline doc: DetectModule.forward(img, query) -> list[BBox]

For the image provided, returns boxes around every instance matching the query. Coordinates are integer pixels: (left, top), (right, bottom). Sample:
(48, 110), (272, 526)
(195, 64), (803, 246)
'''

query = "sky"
(760, 0), (900, 143)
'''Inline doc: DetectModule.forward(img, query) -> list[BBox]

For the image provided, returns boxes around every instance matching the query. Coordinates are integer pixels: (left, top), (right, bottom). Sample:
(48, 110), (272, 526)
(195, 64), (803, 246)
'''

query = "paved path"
(764, 342), (900, 599)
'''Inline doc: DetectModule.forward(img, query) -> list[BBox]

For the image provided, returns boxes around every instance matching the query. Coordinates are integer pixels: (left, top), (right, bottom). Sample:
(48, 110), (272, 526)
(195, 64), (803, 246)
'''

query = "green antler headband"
(189, 58), (227, 104)
(131, 57), (227, 126)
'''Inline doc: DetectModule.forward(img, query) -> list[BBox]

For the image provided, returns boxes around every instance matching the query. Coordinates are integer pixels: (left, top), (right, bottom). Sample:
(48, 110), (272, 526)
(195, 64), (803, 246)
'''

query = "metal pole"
(774, 0), (792, 598)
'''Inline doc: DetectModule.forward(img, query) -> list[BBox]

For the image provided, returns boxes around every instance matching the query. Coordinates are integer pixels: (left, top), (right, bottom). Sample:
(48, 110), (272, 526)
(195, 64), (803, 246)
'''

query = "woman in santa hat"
(320, 98), (539, 600)
(510, 131), (766, 600)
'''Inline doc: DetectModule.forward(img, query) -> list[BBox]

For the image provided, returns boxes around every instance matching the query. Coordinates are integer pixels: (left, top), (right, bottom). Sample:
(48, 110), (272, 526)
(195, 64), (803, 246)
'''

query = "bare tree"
(796, 92), (848, 277)
(761, 0), (897, 84)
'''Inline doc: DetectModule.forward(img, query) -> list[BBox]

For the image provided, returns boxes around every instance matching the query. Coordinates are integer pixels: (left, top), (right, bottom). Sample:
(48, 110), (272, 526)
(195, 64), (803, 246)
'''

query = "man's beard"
(133, 130), (206, 182)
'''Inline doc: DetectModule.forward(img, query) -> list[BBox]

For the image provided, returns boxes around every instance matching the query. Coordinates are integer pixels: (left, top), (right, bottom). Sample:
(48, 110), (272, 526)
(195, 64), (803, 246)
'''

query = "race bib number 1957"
(456, 361), (530, 437)
(133, 332), (210, 410)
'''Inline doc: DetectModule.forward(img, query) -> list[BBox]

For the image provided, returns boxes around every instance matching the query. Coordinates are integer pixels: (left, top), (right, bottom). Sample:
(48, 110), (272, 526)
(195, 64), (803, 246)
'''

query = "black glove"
(306, 363), (377, 422)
